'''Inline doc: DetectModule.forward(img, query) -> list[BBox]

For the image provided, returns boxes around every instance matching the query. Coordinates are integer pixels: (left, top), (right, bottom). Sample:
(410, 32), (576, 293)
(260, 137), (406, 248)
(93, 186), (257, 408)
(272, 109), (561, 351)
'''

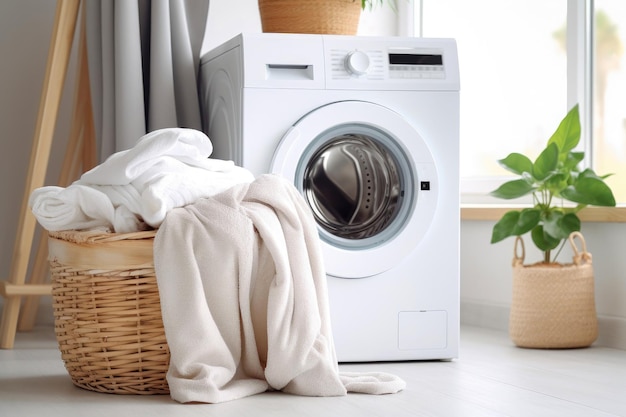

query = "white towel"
(153, 174), (405, 404)
(29, 128), (254, 232)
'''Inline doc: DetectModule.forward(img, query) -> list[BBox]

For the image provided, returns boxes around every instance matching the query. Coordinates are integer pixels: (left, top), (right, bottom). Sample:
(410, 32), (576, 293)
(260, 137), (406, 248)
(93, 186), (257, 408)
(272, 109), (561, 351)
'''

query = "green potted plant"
(489, 104), (616, 348)
(490, 104), (615, 261)
(258, 0), (397, 35)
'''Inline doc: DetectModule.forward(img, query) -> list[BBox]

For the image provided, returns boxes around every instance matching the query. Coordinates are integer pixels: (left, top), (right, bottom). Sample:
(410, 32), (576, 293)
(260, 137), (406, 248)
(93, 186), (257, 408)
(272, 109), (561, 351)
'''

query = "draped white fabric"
(85, 0), (209, 160)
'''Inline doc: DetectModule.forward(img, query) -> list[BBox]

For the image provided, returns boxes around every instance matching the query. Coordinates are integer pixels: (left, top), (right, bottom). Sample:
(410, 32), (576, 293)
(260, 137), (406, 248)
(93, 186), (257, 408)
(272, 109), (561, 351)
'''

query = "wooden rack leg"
(0, 0), (81, 349)
(17, 4), (96, 332)
(16, 235), (50, 332)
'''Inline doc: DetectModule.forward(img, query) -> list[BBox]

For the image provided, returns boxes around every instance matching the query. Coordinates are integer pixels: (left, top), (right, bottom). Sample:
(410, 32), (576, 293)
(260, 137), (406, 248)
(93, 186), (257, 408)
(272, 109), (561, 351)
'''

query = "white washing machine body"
(200, 33), (460, 361)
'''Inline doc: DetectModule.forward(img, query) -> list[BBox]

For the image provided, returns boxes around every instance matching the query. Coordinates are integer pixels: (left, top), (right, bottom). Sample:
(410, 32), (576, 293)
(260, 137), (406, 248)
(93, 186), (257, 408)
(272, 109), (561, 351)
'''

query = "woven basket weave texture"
(258, 0), (361, 34)
(48, 229), (170, 394)
(509, 233), (598, 349)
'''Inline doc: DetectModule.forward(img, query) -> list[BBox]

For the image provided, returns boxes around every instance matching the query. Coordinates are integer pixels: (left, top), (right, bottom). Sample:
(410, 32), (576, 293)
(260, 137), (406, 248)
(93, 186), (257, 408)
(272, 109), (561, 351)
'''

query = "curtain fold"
(85, 0), (210, 161)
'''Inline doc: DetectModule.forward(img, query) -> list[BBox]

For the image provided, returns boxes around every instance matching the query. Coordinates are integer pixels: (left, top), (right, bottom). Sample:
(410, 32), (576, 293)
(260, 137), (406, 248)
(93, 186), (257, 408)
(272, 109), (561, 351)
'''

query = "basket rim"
(49, 228), (157, 244)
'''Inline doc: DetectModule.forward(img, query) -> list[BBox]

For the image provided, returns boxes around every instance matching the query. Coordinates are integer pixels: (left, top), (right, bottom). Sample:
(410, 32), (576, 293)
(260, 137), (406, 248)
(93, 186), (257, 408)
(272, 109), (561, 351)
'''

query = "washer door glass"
(271, 101), (438, 278)
(299, 126), (410, 250)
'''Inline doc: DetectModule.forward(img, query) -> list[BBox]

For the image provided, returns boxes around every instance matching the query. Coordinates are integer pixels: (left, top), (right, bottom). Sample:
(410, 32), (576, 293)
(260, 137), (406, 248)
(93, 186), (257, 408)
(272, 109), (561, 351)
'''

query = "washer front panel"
(271, 101), (438, 278)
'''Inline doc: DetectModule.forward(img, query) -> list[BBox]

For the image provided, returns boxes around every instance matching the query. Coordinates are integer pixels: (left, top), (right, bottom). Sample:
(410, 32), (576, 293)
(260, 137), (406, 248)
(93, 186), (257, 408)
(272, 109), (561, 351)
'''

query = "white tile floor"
(1, 325), (625, 417)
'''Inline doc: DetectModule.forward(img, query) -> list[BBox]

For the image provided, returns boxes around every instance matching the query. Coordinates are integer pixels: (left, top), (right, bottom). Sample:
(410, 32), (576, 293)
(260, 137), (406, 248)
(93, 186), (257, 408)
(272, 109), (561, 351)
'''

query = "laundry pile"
(29, 128), (254, 233)
(30, 128), (405, 403)
(155, 174), (406, 403)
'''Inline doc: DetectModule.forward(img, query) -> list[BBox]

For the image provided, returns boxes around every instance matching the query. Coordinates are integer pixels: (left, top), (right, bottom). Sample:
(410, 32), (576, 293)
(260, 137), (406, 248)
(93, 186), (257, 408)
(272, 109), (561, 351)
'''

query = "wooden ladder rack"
(0, 0), (96, 348)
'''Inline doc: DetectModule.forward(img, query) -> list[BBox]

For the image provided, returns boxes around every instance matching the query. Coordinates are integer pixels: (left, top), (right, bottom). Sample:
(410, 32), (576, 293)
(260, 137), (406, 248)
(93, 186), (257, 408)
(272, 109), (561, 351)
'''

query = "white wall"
(1, 0), (624, 349)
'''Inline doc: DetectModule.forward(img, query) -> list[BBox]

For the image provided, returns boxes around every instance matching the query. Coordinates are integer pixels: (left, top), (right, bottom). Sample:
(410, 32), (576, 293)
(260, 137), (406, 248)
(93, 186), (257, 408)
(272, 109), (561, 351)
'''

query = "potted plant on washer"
(258, 0), (397, 35)
(489, 104), (616, 348)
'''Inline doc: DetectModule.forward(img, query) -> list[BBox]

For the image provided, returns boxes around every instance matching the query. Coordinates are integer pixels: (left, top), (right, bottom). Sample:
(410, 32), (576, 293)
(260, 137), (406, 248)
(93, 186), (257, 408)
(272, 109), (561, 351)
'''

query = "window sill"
(461, 205), (626, 223)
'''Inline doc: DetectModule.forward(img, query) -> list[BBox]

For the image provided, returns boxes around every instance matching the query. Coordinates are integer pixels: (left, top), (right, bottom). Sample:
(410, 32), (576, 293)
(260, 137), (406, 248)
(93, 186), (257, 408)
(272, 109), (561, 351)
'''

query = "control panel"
(328, 43), (448, 82)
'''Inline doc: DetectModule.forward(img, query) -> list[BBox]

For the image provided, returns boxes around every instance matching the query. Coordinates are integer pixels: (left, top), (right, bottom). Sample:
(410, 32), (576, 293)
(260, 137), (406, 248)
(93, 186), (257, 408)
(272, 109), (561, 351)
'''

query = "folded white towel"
(29, 128), (254, 232)
(153, 174), (405, 404)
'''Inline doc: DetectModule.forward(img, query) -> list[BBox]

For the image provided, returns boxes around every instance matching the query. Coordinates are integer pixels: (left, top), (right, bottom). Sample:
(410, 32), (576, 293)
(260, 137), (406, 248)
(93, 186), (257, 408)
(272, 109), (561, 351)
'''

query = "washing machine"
(199, 33), (460, 362)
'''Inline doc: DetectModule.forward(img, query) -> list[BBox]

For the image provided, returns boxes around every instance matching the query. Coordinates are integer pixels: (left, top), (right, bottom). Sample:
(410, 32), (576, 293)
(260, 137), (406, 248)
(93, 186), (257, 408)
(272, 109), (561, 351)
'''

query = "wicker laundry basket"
(48, 229), (170, 394)
(258, 0), (361, 35)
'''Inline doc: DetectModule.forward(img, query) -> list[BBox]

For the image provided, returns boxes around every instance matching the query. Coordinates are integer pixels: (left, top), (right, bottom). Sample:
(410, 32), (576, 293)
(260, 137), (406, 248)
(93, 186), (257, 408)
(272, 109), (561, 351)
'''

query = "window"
(410, 0), (626, 206)
(593, 0), (626, 204)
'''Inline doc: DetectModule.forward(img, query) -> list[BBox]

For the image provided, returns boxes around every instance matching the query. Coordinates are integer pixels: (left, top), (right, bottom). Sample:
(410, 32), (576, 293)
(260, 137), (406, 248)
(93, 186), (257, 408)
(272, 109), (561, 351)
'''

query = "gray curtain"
(85, 0), (210, 160)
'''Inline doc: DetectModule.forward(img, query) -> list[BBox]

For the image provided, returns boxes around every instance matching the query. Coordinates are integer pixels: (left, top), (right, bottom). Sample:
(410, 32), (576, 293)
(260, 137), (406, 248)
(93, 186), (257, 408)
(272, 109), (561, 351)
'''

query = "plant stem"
(551, 240), (567, 263)
(544, 250), (551, 264)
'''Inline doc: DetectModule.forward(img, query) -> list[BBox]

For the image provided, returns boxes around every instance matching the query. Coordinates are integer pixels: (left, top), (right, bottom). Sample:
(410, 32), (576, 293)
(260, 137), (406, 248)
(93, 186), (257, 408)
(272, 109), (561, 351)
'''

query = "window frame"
(409, 0), (625, 222)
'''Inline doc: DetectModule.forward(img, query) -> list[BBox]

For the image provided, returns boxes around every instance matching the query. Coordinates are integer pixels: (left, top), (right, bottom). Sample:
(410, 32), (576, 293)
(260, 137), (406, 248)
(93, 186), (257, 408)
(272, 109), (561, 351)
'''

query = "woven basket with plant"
(489, 104), (616, 348)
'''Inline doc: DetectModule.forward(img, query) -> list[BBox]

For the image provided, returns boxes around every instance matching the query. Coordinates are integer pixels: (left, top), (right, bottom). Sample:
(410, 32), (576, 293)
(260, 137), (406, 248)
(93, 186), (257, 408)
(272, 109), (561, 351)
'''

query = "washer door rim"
(298, 123), (411, 250)
(271, 100), (438, 279)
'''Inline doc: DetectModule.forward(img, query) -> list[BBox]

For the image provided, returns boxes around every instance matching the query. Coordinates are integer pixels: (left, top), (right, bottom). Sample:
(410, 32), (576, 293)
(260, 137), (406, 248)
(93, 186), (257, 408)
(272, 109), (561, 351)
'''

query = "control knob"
(345, 50), (370, 76)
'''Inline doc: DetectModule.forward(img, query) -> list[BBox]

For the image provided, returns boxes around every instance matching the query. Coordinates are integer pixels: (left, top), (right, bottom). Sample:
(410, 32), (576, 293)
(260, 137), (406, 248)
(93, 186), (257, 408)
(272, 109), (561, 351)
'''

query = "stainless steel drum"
(302, 133), (405, 242)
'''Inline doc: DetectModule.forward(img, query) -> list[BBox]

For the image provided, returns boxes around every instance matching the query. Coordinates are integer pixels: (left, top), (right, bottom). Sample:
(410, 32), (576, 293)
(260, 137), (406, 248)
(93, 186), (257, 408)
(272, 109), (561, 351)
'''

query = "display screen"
(389, 54), (443, 66)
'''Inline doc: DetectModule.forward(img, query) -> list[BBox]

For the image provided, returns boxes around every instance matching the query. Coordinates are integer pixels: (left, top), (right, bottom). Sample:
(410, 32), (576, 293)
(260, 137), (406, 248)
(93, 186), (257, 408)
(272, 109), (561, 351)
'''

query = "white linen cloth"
(29, 128), (254, 233)
(153, 174), (405, 404)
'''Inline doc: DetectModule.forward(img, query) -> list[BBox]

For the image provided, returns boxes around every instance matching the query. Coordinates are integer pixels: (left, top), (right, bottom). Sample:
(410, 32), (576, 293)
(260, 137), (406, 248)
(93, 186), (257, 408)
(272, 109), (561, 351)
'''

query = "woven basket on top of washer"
(48, 228), (169, 395)
(258, 0), (361, 35)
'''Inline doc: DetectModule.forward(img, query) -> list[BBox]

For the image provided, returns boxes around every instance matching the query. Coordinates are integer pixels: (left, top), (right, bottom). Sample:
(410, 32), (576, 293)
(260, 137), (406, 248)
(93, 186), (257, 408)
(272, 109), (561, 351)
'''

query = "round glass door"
(271, 101), (438, 278)
(298, 124), (413, 251)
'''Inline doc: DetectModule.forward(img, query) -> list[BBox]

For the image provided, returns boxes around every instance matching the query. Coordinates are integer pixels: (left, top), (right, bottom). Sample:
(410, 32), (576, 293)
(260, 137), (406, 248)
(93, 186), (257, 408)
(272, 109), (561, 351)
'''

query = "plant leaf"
(531, 225), (561, 251)
(490, 179), (535, 199)
(561, 176), (616, 206)
(514, 208), (541, 235)
(560, 212), (582, 234)
(578, 168), (615, 182)
(533, 142), (559, 181)
(542, 211), (580, 240)
(491, 211), (519, 243)
(542, 211), (565, 240)
(490, 209), (540, 244)
(497, 153), (533, 175)
(544, 172), (568, 194)
(563, 151), (585, 170)
(547, 104), (581, 155)
(578, 168), (607, 181)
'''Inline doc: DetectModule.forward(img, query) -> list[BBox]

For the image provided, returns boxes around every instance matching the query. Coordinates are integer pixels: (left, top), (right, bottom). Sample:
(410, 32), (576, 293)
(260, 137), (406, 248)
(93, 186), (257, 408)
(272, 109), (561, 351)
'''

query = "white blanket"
(153, 174), (405, 403)
(29, 128), (254, 233)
